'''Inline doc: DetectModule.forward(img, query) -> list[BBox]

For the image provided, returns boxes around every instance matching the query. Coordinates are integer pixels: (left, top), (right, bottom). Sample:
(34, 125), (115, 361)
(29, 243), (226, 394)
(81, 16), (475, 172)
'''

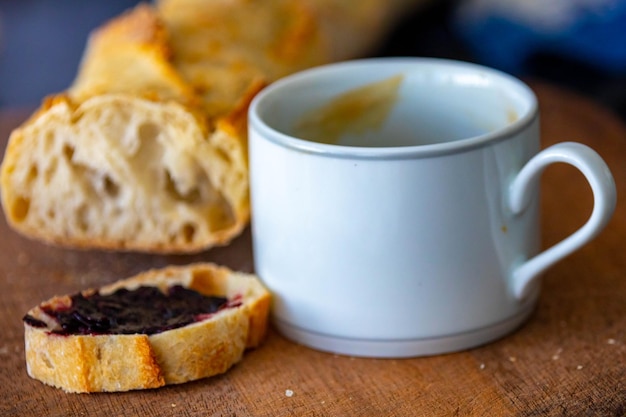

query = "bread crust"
(23, 263), (270, 393)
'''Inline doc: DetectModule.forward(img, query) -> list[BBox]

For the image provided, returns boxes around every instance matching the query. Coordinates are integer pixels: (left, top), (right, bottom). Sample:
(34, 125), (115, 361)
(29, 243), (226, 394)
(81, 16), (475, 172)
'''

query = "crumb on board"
(285, 389), (294, 397)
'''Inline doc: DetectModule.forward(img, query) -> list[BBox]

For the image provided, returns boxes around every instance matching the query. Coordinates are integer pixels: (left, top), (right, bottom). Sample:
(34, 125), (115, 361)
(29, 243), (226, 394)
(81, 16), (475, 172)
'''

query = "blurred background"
(0, 0), (137, 107)
(0, 0), (625, 121)
(379, 0), (626, 121)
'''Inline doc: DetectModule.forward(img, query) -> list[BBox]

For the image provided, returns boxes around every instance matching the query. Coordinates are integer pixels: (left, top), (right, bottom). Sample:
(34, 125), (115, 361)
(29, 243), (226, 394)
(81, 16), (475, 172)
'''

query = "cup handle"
(507, 142), (616, 300)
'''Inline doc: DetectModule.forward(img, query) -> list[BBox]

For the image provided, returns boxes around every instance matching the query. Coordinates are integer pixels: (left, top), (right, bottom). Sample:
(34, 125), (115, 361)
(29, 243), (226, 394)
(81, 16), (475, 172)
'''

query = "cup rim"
(249, 57), (539, 160)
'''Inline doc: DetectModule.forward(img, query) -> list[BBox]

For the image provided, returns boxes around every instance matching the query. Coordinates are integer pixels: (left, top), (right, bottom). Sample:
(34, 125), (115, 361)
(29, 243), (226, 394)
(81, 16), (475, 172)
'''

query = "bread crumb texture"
(1, 95), (246, 253)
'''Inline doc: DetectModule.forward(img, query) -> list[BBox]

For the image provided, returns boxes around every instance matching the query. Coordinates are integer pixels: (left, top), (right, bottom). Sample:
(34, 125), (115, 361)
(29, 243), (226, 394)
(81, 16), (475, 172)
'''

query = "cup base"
(273, 304), (536, 358)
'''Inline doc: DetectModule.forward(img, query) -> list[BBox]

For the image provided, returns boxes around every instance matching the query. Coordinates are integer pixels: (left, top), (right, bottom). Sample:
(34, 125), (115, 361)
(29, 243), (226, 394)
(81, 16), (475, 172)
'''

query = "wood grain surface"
(0, 82), (625, 416)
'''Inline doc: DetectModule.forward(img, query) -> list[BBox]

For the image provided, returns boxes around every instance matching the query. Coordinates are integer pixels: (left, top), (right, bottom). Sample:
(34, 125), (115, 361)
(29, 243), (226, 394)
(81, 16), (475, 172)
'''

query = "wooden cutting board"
(0, 81), (624, 416)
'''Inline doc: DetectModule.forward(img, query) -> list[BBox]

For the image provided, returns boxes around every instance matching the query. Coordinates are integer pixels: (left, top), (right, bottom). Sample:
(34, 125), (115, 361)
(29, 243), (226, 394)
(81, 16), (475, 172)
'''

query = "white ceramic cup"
(248, 58), (616, 358)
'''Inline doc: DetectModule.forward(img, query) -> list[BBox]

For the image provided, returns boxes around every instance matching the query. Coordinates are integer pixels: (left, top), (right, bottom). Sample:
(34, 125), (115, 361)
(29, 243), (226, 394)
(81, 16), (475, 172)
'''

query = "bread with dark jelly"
(23, 263), (270, 393)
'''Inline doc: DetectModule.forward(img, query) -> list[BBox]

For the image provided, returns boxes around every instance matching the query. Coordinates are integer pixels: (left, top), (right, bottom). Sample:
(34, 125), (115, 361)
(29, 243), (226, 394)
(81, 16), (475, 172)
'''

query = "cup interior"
(251, 58), (537, 151)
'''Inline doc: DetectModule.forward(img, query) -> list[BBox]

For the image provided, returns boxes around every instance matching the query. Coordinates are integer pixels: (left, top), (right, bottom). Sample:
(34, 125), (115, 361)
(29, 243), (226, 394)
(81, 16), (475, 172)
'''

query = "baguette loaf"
(0, 0), (426, 253)
(23, 263), (270, 393)
(1, 5), (251, 253)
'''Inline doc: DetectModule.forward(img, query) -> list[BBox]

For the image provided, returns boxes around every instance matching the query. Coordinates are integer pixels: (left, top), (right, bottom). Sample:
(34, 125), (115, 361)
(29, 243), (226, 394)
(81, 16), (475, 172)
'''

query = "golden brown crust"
(25, 327), (166, 392)
(70, 4), (196, 106)
(156, 0), (329, 117)
(23, 263), (270, 393)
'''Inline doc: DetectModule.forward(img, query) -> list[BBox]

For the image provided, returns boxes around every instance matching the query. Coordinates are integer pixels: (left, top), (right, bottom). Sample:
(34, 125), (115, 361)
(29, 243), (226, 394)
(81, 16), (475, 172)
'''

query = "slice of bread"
(23, 263), (270, 393)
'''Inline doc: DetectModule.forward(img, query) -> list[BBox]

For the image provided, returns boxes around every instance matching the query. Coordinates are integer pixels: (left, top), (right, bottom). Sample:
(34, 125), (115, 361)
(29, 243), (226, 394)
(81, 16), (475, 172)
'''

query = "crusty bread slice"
(23, 263), (270, 393)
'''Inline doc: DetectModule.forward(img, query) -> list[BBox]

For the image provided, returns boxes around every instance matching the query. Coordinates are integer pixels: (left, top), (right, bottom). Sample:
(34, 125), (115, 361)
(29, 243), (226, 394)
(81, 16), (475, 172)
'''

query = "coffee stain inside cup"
(293, 74), (404, 145)
(507, 107), (519, 124)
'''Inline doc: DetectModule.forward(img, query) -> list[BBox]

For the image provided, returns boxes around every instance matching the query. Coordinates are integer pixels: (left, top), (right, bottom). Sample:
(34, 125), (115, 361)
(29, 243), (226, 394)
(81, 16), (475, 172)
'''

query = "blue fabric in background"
(0, 0), (137, 107)
(453, 0), (626, 76)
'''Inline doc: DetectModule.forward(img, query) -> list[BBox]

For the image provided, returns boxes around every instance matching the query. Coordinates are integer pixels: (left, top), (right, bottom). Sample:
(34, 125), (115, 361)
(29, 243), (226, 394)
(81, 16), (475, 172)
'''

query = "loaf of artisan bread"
(23, 263), (270, 393)
(0, 0), (426, 253)
(0, 5), (251, 253)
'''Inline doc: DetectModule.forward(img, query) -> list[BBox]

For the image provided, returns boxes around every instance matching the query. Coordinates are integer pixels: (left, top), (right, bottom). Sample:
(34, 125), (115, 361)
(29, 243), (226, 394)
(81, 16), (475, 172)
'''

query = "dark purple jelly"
(23, 285), (238, 336)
